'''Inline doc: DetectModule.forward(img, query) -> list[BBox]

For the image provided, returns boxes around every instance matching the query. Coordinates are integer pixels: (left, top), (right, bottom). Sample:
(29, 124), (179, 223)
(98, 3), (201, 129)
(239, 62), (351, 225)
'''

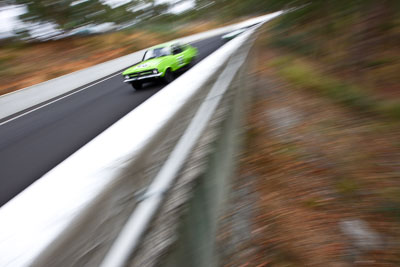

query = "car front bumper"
(123, 73), (162, 83)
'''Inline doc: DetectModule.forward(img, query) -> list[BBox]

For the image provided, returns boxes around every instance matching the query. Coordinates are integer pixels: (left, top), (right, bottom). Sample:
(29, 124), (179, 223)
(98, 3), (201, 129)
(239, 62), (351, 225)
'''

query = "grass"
(269, 56), (400, 121)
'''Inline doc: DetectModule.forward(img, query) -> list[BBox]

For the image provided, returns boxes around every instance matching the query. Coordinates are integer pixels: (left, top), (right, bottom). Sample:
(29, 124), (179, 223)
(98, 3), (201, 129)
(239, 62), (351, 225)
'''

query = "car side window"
(172, 45), (183, 55)
(160, 47), (171, 57)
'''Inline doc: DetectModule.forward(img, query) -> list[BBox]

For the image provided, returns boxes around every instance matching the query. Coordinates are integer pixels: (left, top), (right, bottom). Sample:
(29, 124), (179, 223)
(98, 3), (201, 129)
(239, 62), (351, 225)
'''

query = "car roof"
(149, 41), (182, 49)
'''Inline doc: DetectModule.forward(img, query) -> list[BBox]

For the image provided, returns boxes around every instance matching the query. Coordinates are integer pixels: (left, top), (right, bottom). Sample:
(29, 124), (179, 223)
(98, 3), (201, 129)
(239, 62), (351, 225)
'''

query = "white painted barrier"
(0, 12), (281, 267)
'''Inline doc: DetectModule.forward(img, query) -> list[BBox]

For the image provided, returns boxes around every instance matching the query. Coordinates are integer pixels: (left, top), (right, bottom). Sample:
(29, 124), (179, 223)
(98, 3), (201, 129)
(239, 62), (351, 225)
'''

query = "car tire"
(130, 82), (142, 90)
(188, 56), (197, 67)
(162, 69), (174, 84)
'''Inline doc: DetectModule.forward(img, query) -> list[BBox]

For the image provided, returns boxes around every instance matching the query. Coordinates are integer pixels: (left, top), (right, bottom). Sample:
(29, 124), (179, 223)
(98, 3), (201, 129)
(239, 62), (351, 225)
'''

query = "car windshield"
(143, 47), (171, 61)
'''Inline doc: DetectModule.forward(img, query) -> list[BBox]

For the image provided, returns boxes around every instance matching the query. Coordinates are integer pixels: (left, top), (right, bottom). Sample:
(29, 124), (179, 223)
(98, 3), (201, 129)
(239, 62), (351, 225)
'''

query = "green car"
(122, 42), (198, 89)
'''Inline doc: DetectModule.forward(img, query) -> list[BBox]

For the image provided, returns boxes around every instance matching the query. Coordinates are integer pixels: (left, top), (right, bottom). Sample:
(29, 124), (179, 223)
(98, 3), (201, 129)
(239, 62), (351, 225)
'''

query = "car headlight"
(153, 69), (158, 74)
(125, 75), (129, 79)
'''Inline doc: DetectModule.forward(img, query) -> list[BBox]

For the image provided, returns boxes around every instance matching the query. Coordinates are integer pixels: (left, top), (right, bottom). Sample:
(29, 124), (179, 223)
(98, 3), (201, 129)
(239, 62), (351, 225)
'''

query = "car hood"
(122, 57), (165, 75)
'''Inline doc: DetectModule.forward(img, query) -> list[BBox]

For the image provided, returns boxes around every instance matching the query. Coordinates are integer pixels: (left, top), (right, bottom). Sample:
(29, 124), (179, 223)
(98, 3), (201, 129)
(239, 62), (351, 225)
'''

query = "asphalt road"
(0, 35), (226, 207)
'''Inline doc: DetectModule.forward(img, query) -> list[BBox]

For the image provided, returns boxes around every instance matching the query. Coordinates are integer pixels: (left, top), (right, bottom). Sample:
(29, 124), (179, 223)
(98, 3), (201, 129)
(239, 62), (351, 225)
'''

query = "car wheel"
(188, 57), (197, 67)
(130, 82), (142, 90)
(163, 69), (174, 84)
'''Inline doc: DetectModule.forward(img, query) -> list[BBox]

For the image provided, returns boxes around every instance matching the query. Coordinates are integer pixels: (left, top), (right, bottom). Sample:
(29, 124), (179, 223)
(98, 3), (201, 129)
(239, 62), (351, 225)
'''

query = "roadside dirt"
(217, 41), (400, 266)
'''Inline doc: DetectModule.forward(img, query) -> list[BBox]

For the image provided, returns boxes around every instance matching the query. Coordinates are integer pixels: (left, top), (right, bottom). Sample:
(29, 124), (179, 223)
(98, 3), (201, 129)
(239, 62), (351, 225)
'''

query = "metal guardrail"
(0, 13), (279, 267)
(100, 25), (259, 267)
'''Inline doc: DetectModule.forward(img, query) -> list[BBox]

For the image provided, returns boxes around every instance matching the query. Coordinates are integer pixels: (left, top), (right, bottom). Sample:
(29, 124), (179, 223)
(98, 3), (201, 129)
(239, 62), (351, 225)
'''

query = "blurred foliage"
(269, 57), (400, 120)
(194, 0), (400, 66)
(2, 0), (399, 109)
(8, 0), (170, 31)
(249, 0), (400, 121)
(5, 0), (400, 34)
(15, 0), (114, 29)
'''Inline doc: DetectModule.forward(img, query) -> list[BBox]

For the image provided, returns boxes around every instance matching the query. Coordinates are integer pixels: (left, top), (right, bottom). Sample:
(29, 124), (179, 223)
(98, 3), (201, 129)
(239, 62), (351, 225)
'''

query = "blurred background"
(1, 1), (399, 102)
(1, 0), (399, 265)
(0, 0), (278, 95)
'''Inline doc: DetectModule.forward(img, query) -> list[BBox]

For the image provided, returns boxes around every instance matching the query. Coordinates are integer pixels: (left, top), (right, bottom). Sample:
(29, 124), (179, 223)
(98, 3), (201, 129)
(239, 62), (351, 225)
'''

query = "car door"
(171, 45), (184, 71)
(181, 44), (193, 65)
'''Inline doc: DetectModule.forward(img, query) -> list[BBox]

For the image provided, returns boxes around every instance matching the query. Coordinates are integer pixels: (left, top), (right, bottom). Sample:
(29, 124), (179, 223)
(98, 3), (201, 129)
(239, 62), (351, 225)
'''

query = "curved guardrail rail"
(100, 25), (258, 267)
(0, 12), (280, 267)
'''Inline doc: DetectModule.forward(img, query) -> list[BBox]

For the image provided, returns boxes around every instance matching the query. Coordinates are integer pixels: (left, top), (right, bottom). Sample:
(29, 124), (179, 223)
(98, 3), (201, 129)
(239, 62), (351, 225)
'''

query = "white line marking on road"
(0, 72), (121, 127)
